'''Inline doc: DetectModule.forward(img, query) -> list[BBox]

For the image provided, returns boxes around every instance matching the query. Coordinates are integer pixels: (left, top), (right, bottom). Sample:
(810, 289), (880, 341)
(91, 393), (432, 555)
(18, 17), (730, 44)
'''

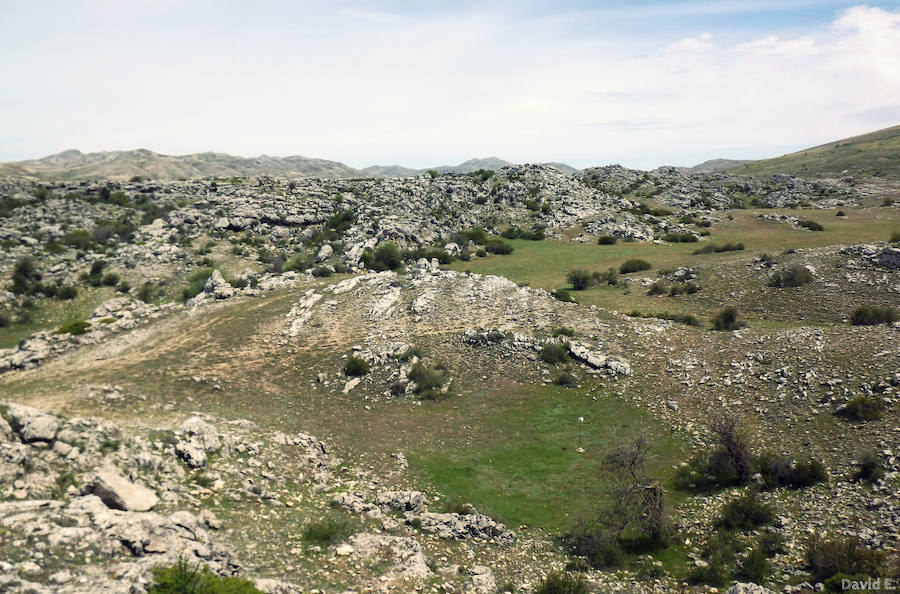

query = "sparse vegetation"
(849, 305), (897, 326)
(712, 307), (745, 331)
(540, 342), (570, 365)
(837, 395), (884, 422)
(534, 572), (588, 594)
(693, 242), (744, 255)
(768, 266), (813, 287)
(149, 557), (264, 593)
(619, 259), (651, 274)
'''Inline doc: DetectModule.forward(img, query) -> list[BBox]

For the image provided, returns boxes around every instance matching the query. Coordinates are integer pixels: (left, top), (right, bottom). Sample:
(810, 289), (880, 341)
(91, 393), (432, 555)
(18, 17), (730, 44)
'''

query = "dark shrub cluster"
(805, 535), (893, 587)
(541, 342), (570, 365)
(837, 395), (884, 422)
(693, 242), (744, 255)
(754, 451), (828, 489)
(149, 557), (263, 594)
(501, 226), (545, 240)
(850, 305), (897, 326)
(712, 307), (745, 331)
(768, 266), (813, 288)
(596, 234), (617, 245)
(798, 219), (824, 231)
(854, 451), (885, 483)
(407, 361), (449, 400)
(180, 268), (214, 302)
(668, 282), (700, 296)
(662, 232), (698, 243)
(627, 310), (700, 326)
(619, 259), (651, 274)
(343, 356), (370, 377)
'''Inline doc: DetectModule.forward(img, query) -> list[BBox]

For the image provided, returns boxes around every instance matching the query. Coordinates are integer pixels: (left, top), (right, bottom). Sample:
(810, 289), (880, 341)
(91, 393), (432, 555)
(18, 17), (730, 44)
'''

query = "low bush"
(890, 230), (900, 243)
(137, 282), (157, 303)
(373, 242), (403, 271)
(836, 210), (846, 217)
(541, 342), (570, 365)
(712, 307), (746, 331)
(593, 268), (619, 286)
(693, 242), (744, 255)
(798, 219), (824, 231)
(554, 370), (578, 387)
(619, 259), (651, 274)
(627, 310), (700, 326)
(55, 320), (91, 336)
(805, 535), (891, 585)
(181, 268), (213, 301)
(662, 232), (698, 243)
(567, 269), (593, 290)
(302, 515), (355, 546)
(854, 451), (884, 483)
(149, 557), (263, 593)
(646, 281), (667, 296)
(484, 239), (513, 255)
(102, 273), (120, 287)
(596, 234), (617, 245)
(716, 492), (775, 531)
(553, 289), (576, 303)
(408, 362), (448, 400)
(735, 545), (772, 582)
(754, 452), (827, 489)
(311, 266), (333, 277)
(791, 459), (828, 488)
(837, 395), (884, 422)
(668, 282), (700, 296)
(343, 356), (370, 377)
(534, 571), (588, 594)
(769, 266), (813, 288)
(850, 305), (897, 326)
(551, 326), (575, 337)
(501, 226), (545, 240)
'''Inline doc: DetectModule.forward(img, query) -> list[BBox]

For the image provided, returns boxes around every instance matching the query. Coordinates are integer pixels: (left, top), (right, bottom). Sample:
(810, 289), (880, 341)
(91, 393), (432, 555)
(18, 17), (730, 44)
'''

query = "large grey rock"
(879, 247), (900, 270)
(315, 243), (333, 262)
(347, 533), (432, 580)
(175, 440), (208, 468)
(374, 490), (426, 513)
(5, 404), (59, 443)
(90, 467), (159, 512)
(203, 270), (234, 299)
(179, 417), (220, 451)
(410, 512), (515, 545)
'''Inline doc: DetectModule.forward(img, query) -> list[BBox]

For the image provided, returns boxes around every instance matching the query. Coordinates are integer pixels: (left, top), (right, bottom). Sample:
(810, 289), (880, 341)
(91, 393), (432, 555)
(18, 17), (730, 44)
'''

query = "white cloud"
(669, 33), (714, 52)
(0, 3), (899, 168)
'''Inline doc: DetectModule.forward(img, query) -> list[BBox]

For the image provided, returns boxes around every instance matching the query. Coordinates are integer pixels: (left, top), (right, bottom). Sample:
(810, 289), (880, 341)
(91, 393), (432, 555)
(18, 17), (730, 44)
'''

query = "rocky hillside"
(0, 161), (898, 593)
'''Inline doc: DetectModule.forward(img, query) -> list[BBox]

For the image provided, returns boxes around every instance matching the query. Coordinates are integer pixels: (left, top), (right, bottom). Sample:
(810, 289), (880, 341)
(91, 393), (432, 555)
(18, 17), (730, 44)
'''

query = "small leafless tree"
(711, 413), (752, 485)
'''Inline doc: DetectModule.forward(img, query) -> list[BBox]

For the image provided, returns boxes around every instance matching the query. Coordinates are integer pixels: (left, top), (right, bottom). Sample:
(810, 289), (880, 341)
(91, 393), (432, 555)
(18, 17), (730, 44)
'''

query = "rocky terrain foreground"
(0, 163), (898, 592)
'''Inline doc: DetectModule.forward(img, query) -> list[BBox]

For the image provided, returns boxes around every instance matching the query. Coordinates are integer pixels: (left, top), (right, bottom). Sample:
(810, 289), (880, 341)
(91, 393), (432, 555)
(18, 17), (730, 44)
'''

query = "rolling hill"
(725, 124), (900, 179)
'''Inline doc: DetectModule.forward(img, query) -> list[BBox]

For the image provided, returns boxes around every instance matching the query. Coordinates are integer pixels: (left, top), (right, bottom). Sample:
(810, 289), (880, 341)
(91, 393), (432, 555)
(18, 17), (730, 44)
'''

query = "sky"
(1, 0), (899, 169)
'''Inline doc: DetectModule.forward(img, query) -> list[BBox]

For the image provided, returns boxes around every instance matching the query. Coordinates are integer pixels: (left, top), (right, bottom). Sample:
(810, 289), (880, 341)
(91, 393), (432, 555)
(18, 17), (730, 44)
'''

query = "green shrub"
(854, 451), (884, 483)
(593, 268), (619, 286)
(619, 259), (651, 274)
(343, 356), (370, 377)
(850, 305), (897, 326)
(769, 266), (813, 288)
(837, 395), (884, 422)
(102, 273), (120, 287)
(553, 289), (576, 303)
(628, 310), (700, 326)
(302, 514), (355, 546)
(758, 531), (787, 557)
(693, 242), (744, 255)
(567, 269), (593, 290)
(372, 242), (403, 271)
(56, 320), (91, 336)
(484, 240), (513, 255)
(137, 282), (156, 303)
(0, 311), (10, 327)
(56, 285), (78, 300)
(149, 557), (264, 593)
(551, 326), (575, 337)
(285, 253), (313, 272)
(407, 362), (448, 399)
(311, 266), (333, 277)
(645, 281), (667, 296)
(662, 232), (698, 243)
(791, 459), (828, 488)
(890, 230), (900, 243)
(668, 282), (700, 296)
(712, 307), (745, 331)
(11, 256), (41, 294)
(805, 535), (890, 584)
(716, 492), (774, 531)
(554, 371), (578, 387)
(541, 342), (570, 365)
(534, 572), (588, 594)
(836, 210), (846, 217)
(798, 219), (824, 231)
(62, 229), (94, 250)
(597, 234), (617, 245)
(735, 545), (771, 582)
(181, 268), (214, 301)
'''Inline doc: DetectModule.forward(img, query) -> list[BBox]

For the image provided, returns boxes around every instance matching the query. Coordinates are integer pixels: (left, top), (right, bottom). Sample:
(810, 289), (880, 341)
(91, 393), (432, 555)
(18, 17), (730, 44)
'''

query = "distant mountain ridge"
(0, 150), (576, 181)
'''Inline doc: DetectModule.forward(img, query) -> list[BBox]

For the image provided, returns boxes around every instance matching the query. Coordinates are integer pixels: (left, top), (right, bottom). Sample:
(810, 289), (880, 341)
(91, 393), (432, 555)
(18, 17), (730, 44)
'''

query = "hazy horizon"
(2, 1), (899, 170)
